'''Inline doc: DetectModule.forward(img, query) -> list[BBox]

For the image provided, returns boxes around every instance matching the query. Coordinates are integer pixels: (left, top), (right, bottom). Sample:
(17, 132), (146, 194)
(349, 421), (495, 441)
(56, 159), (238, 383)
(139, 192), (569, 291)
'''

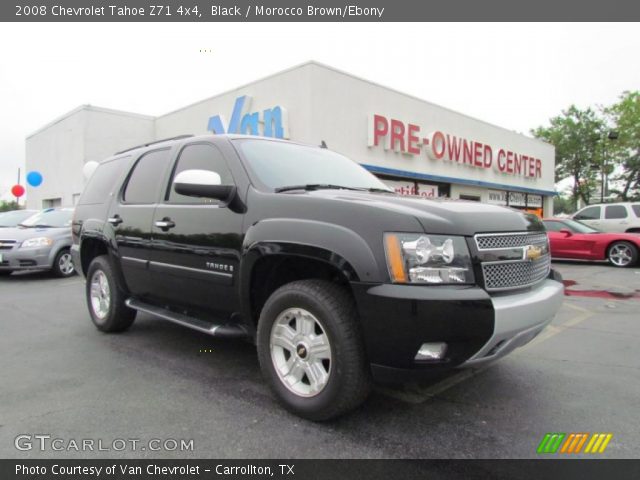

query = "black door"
(108, 148), (172, 297)
(148, 142), (244, 320)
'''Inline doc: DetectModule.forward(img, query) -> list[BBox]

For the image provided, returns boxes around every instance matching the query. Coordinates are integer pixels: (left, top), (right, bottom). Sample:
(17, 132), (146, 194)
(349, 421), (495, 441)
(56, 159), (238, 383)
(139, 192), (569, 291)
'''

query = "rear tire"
(52, 248), (76, 278)
(0, 270), (13, 276)
(607, 241), (638, 268)
(86, 255), (136, 332)
(257, 279), (371, 421)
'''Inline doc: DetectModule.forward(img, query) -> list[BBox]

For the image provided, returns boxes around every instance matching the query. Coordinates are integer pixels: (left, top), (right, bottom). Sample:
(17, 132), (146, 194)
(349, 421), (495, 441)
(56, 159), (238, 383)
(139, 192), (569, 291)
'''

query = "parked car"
(572, 202), (640, 233)
(72, 134), (564, 420)
(543, 218), (640, 267)
(0, 208), (76, 277)
(0, 209), (38, 227)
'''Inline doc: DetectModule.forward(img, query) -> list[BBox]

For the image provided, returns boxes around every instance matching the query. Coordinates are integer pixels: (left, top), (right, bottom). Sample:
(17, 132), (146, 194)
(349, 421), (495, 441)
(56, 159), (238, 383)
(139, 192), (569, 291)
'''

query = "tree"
(553, 195), (575, 215)
(606, 91), (640, 200)
(532, 106), (606, 209)
(0, 200), (22, 212)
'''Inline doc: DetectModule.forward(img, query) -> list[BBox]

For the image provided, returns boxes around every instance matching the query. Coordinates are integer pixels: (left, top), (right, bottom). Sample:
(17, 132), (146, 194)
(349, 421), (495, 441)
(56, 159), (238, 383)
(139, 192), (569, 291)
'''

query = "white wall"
(306, 63), (555, 195)
(26, 107), (154, 209)
(26, 62), (556, 210)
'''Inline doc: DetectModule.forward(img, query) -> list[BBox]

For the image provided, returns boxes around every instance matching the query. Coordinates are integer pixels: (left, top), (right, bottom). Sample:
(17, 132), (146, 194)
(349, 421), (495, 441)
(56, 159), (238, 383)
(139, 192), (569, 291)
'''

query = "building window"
(459, 194), (481, 202)
(42, 198), (62, 208)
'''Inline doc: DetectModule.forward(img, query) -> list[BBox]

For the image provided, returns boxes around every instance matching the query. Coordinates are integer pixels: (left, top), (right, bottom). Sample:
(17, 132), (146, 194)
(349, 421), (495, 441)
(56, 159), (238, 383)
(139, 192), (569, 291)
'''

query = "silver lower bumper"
(461, 279), (564, 367)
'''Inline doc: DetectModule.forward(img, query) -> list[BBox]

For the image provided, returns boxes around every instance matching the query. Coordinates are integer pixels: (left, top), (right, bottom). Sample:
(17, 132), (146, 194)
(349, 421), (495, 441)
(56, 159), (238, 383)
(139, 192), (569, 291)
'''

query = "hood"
(303, 190), (544, 235)
(0, 226), (70, 242)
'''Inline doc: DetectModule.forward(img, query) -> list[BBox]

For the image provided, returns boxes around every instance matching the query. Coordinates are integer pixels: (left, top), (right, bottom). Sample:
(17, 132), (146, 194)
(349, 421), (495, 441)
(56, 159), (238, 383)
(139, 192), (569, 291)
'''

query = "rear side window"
(632, 204), (640, 217)
(166, 143), (234, 204)
(605, 205), (628, 219)
(78, 156), (129, 205)
(123, 149), (172, 204)
(574, 206), (600, 220)
(543, 221), (563, 232)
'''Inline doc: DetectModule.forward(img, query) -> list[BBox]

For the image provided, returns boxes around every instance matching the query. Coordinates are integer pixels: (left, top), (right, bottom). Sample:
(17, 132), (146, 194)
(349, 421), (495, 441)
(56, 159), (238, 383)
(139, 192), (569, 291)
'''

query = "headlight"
(384, 233), (474, 284)
(21, 237), (53, 248)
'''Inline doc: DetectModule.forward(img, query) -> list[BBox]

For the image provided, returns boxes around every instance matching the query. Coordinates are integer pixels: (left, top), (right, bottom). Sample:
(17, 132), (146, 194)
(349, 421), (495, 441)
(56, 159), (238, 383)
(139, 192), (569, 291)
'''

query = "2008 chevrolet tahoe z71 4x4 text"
(71, 134), (564, 420)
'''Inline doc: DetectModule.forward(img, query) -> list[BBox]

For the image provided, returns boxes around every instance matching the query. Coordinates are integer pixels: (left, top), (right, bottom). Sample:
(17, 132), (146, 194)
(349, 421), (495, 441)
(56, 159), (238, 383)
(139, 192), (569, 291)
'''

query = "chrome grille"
(475, 231), (550, 291)
(475, 232), (548, 250)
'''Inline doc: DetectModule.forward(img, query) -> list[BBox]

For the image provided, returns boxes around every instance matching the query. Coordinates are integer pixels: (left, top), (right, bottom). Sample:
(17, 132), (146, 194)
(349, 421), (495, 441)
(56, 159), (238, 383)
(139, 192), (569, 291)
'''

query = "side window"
(543, 221), (563, 232)
(123, 149), (172, 204)
(78, 156), (129, 205)
(574, 206), (601, 220)
(632, 204), (640, 217)
(167, 143), (234, 204)
(605, 205), (628, 219)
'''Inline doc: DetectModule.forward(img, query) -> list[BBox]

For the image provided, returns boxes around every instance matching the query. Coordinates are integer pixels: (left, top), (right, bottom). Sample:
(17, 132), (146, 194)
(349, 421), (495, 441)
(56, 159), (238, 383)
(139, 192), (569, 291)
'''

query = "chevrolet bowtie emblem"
(525, 245), (543, 261)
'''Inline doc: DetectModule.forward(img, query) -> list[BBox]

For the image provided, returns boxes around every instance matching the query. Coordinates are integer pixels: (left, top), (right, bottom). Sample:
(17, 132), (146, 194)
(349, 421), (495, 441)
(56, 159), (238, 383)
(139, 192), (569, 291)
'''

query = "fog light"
(415, 342), (448, 361)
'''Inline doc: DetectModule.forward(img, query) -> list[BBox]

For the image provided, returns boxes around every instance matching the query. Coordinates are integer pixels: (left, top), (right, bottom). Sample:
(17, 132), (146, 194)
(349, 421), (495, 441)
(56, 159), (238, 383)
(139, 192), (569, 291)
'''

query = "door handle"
(107, 215), (123, 226)
(154, 218), (176, 230)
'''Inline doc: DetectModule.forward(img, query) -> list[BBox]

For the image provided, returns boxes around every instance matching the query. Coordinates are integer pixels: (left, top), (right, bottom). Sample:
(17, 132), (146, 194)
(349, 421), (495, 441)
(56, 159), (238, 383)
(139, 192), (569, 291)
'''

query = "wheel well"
(249, 255), (353, 325)
(80, 238), (108, 276)
(625, 228), (640, 233)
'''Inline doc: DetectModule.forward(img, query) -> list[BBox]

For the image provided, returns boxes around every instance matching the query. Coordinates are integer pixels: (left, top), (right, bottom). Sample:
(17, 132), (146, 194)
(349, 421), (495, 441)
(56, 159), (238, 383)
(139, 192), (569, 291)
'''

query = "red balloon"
(11, 184), (25, 198)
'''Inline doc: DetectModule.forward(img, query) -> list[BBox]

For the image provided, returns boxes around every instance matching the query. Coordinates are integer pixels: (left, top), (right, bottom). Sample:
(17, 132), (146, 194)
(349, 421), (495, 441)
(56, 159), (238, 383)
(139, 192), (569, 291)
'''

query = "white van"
(572, 202), (640, 233)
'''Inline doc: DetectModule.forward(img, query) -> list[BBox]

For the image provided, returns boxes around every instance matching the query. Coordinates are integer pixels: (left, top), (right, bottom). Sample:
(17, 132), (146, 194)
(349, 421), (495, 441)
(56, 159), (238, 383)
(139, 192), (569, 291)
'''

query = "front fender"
(242, 218), (383, 283)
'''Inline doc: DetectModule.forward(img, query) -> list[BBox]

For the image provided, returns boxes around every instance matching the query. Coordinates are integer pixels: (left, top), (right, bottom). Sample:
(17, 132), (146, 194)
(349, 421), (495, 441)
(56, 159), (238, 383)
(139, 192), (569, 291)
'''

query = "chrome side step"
(125, 298), (247, 338)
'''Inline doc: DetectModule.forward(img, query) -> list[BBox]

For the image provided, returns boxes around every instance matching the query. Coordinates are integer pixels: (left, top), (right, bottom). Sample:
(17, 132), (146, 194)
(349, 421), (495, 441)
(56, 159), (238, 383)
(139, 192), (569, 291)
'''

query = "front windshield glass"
(19, 209), (73, 228)
(0, 210), (36, 227)
(235, 139), (392, 192)
(563, 219), (600, 234)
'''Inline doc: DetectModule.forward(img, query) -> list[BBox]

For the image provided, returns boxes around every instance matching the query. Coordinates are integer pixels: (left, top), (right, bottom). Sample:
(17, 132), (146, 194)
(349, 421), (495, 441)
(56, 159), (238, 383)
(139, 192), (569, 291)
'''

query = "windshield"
(235, 139), (392, 192)
(562, 219), (601, 234)
(0, 210), (36, 227)
(19, 209), (73, 228)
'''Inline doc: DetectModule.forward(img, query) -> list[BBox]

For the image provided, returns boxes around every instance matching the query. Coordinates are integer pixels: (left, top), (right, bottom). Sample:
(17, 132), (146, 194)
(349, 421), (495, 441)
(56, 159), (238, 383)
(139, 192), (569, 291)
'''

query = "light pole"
(601, 130), (619, 203)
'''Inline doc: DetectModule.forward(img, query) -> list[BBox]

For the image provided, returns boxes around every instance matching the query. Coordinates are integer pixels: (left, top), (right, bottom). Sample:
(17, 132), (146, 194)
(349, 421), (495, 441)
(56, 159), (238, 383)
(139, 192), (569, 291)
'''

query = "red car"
(543, 218), (640, 268)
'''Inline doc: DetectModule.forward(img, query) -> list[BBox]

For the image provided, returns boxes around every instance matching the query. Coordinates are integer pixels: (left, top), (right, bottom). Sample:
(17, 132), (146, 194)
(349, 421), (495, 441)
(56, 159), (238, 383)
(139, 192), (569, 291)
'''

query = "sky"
(1, 22), (639, 201)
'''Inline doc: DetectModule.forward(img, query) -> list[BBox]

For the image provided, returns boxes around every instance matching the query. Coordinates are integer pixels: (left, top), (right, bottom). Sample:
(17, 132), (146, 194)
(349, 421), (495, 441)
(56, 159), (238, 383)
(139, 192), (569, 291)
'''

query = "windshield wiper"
(19, 224), (52, 228)
(274, 184), (367, 193)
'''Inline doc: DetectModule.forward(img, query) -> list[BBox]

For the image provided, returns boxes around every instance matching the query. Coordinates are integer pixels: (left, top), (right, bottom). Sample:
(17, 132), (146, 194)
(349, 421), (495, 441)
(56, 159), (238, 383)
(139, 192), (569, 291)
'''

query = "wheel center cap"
(296, 344), (308, 359)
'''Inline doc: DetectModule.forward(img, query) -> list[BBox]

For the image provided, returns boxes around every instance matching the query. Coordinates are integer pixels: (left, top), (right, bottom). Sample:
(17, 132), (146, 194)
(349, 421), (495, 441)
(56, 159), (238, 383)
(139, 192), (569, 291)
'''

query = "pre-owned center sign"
(368, 114), (542, 179)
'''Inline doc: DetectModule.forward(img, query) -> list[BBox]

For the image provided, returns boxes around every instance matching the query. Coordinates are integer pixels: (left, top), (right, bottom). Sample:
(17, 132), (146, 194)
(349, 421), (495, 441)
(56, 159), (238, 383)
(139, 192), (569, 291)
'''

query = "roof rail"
(115, 134), (194, 155)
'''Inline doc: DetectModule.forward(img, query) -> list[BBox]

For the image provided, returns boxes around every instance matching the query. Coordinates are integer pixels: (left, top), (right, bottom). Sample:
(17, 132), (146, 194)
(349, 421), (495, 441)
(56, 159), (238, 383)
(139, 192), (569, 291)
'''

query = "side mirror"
(559, 229), (573, 237)
(173, 169), (236, 202)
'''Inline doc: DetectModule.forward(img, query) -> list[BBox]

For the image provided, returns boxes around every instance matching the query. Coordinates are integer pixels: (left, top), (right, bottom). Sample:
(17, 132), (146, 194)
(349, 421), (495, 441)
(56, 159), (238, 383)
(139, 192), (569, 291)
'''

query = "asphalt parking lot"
(1, 261), (639, 459)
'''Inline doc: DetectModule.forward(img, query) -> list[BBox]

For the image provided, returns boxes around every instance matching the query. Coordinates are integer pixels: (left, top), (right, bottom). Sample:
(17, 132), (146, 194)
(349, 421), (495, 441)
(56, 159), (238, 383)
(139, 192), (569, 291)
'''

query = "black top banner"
(2, 0), (640, 21)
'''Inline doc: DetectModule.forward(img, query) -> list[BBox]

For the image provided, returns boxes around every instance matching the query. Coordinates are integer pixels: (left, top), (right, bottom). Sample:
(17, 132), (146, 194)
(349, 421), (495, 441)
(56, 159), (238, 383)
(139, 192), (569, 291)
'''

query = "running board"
(125, 298), (247, 338)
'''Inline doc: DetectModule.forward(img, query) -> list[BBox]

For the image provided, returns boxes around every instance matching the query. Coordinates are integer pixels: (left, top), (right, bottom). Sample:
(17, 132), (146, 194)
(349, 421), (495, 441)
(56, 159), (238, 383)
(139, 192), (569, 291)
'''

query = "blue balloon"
(26, 171), (43, 187)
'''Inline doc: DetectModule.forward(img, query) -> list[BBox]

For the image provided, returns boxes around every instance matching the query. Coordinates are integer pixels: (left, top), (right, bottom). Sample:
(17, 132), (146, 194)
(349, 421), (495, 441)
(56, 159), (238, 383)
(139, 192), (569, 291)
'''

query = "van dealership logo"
(537, 432), (613, 454)
(207, 95), (289, 139)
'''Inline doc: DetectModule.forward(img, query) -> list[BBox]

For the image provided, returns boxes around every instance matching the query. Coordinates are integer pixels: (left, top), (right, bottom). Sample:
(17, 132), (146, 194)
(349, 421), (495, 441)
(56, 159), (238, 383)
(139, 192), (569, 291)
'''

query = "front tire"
(607, 241), (638, 268)
(257, 279), (371, 421)
(86, 255), (136, 332)
(52, 248), (76, 278)
(0, 270), (13, 276)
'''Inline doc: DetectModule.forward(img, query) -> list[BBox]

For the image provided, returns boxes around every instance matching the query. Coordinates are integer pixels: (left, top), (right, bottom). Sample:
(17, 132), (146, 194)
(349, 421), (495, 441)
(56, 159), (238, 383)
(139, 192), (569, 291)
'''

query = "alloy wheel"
(269, 307), (332, 397)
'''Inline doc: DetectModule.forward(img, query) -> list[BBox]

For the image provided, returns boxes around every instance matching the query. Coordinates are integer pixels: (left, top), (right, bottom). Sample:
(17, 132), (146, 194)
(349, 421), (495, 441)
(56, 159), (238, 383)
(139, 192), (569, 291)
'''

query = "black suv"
(72, 134), (563, 420)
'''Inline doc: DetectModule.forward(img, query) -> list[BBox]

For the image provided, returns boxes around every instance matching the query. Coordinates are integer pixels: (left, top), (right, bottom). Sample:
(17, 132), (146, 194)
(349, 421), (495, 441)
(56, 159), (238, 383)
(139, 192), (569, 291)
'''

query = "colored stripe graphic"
(560, 433), (589, 453)
(585, 433), (613, 454)
(539, 433), (613, 454)
(537, 433), (565, 454)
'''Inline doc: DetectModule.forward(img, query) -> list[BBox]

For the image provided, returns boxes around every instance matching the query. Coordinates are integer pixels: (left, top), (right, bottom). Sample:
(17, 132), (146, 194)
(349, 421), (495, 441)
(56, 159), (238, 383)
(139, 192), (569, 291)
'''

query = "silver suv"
(0, 208), (76, 277)
(573, 202), (640, 233)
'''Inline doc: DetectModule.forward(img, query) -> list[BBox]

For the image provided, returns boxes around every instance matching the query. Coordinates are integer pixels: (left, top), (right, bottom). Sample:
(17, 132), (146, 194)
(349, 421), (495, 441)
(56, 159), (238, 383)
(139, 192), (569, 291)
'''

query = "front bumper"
(0, 246), (55, 271)
(352, 276), (564, 382)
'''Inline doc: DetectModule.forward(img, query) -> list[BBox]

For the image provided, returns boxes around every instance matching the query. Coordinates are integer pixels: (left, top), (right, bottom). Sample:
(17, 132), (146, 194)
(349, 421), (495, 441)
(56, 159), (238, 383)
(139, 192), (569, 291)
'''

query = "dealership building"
(26, 61), (556, 214)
